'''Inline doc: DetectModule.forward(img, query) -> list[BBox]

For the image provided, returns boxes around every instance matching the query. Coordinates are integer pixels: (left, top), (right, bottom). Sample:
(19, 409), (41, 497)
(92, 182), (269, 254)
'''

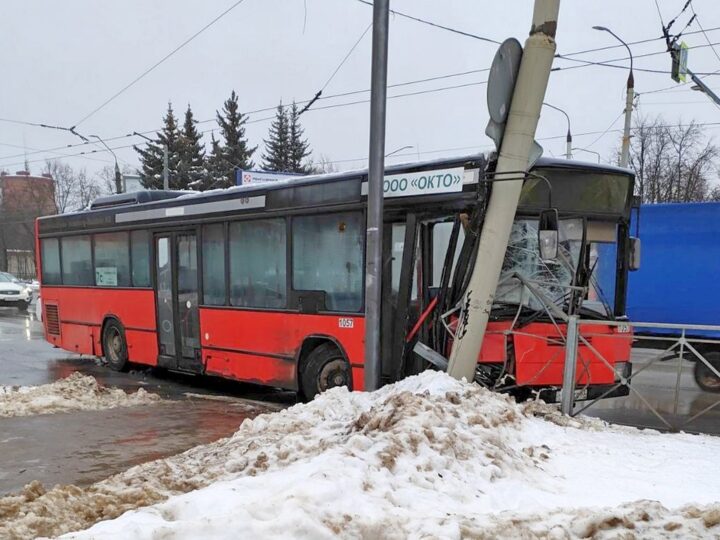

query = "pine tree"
(134, 103), (181, 189)
(211, 90), (256, 188)
(262, 102), (290, 172)
(287, 102), (311, 173)
(177, 104), (206, 189)
(205, 132), (227, 189)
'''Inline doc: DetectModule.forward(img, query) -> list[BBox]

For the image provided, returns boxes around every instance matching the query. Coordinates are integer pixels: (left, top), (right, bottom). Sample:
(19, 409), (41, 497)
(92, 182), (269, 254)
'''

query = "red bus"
(36, 155), (635, 401)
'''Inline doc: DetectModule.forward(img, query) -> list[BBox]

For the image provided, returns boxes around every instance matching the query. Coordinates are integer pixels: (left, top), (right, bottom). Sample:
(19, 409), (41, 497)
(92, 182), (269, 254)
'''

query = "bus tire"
(102, 319), (130, 372)
(693, 351), (720, 393)
(300, 343), (350, 401)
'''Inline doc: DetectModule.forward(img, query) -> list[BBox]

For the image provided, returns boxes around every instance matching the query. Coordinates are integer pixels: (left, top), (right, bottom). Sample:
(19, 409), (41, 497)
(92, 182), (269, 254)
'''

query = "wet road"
(0, 306), (293, 496)
(586, 348), (720, 435)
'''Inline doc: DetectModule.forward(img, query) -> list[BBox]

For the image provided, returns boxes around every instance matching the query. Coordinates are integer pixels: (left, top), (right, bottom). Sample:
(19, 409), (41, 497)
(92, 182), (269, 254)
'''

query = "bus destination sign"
(379, 167), (466, 198)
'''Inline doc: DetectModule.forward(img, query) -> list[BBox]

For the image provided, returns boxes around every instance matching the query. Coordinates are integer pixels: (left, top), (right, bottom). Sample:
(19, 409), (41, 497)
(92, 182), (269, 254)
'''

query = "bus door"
(381, 213), (418, 383)
(154, 232), (202, 373)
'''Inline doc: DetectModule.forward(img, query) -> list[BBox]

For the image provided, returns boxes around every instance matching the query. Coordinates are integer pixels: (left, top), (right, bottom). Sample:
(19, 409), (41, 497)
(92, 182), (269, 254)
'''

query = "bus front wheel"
(300, 343), (350, 401)
(694, 351), (720, 393)
(102, 319), (129, 372)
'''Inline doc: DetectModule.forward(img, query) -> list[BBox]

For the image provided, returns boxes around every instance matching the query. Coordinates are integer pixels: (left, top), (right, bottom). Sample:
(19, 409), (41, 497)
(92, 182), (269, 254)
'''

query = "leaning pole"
(447, 0), (561, 381)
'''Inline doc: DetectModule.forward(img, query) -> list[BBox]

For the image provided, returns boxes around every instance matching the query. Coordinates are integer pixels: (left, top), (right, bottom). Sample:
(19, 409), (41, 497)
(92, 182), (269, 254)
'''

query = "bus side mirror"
(629, 236), (641, 271)
(538, 209), (559, 261)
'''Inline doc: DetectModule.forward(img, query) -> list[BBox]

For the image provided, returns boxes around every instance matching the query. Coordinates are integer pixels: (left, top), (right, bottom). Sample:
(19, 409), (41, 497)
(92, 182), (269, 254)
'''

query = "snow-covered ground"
(0, 372), (161, 418)
(2, 372), (718, 539)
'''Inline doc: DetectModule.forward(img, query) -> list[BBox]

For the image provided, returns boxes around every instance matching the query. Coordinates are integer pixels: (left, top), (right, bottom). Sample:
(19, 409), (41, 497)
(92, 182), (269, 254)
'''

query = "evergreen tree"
(205, 132), (227, 189)
(261, 102), (290, 172)
(134, 103), (181, 189)
(177, 104), (206, 189)
(287, 101), (311, 173)
(211, 90), (255, 188)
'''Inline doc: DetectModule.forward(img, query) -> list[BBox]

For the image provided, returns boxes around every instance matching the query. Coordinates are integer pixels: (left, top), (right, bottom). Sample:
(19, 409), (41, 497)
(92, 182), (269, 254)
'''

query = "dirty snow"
(0, 372), (162, 418)
(1, 371), (718, 539)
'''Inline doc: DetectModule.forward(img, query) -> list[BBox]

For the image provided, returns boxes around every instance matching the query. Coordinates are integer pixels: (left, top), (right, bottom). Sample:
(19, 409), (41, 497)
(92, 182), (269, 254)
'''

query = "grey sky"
(2, 0), (719, 178)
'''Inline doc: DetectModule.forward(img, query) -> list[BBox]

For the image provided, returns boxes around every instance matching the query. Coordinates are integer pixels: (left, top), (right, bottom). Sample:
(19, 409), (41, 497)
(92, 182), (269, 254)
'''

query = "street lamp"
(593, 25), (634, 168)
(542, 102), (572, 159)
(90, 134), (123, 194)
(133, 131), (169, 190)
(385, 145), (413, 158)
(572, 147), (601, 163)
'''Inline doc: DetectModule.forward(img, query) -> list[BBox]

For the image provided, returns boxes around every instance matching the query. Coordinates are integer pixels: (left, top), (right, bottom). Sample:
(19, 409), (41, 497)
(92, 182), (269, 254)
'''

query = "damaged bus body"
(36, 154), (635, 401)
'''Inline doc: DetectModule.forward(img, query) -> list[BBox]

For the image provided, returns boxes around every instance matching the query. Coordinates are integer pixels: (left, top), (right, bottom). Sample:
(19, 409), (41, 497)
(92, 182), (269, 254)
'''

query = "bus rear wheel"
(694, 351), (720, 393)
(300, 343), (350, 401)
(102, 320), (129, 372)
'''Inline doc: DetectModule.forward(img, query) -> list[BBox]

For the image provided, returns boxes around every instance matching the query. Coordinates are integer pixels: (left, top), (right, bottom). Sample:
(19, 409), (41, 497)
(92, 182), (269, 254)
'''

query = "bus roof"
(37, 153), (633, 236)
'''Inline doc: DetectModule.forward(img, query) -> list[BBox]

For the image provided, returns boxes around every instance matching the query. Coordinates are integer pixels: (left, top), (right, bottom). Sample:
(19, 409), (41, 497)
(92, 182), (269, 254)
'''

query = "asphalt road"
(585, 348), (720, 435)
(0, 305), (293, 496)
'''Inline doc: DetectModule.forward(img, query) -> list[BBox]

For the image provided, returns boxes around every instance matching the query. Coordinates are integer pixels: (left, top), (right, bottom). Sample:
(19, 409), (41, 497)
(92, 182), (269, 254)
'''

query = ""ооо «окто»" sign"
(382, 167), (465, 198)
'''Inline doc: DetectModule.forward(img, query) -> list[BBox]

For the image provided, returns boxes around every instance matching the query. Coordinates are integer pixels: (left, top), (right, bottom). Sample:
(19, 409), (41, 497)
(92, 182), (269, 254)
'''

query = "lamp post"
(542, 102), (572, 159)
(593, 26), (634, 168)
(385, 145), (413, 158)
(133, 131), (169, 190)
(572, 147), (601, 163)
(90, 135), (123, 194)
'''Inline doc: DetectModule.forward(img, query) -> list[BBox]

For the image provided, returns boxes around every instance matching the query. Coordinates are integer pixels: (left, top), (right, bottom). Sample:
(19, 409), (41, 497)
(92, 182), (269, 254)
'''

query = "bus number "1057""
(338, 318), (354, 329)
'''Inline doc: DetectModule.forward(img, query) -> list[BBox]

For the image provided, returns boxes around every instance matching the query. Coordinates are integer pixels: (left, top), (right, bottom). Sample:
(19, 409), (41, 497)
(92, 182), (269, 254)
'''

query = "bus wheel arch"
(297, 337), (351, 401)
(100, 316), (130, 372)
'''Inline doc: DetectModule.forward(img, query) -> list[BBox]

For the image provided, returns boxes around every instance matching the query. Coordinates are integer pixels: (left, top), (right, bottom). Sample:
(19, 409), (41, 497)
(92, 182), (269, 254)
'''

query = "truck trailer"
(626, 202), (720, 392)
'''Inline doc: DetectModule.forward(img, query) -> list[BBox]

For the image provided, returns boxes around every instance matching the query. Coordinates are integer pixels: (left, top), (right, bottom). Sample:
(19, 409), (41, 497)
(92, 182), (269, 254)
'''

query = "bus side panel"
(199, 308), (365, 391)
(39, 287), (158, 366)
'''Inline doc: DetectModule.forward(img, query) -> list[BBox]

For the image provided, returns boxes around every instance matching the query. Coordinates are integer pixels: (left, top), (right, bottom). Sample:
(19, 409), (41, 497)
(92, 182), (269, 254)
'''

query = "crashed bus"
(35, 154), (635, 401)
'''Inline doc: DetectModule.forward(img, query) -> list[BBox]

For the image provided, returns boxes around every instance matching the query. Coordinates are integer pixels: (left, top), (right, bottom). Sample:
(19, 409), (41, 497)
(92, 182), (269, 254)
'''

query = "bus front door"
(154, 232), (202, 373)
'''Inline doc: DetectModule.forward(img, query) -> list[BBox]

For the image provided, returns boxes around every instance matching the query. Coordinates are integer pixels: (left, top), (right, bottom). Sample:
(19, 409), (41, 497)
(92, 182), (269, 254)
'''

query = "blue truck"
(625, 202), (720, 392)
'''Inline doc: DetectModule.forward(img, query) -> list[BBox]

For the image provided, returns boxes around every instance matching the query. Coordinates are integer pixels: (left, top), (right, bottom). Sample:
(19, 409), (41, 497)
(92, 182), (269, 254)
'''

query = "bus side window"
(431, 220), (465, 288)
(201, 224), (226, 305)
(293, 212), (364, 312)
(94, 232), (130, 287)
(131, 230), (151, 287)
(229, 219), (287, 309)
(61, 235), (93, 286)
(41, 238), (61, 285)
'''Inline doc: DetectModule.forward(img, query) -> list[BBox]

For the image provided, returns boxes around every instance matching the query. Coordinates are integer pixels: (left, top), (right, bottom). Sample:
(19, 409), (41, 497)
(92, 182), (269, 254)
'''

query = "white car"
(0, 272), (33, 312)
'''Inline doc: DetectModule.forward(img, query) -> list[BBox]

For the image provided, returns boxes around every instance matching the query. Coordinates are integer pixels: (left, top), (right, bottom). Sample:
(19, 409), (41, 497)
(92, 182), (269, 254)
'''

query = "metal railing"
(561, 318), (720, 433)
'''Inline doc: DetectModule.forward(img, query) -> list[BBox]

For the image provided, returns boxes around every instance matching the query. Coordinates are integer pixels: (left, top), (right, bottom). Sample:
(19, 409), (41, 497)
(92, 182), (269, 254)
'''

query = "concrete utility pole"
(364, 0), (389, 392)
(447, 0), (561, 382)
(593, 26), (634, 168)
(163, 144), (170, 190)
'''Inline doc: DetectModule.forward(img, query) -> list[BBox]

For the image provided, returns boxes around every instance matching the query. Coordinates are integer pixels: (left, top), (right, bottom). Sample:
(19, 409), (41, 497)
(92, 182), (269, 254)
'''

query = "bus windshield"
(494, 218), (618, 319)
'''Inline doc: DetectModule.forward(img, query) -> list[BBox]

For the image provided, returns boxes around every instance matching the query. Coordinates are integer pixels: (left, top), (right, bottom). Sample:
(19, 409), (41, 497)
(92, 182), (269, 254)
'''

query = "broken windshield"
(495, 219), (583, 313)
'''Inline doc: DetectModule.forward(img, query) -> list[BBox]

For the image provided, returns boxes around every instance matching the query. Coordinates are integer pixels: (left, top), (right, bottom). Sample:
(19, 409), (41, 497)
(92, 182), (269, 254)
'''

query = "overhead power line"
(353, 0), (501, 45)
(72, 0), (248, 128)
(300, 22), (373, 115)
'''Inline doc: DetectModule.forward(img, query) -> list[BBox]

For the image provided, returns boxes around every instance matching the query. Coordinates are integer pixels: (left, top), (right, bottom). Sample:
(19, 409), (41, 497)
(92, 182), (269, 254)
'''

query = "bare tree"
(628, 116), (720, 203)
(43, 160), (79, 213)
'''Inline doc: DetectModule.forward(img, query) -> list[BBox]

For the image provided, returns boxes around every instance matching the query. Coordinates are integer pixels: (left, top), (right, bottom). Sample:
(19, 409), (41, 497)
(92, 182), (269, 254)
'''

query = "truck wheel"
(300, 343), (350, 401)
(102, 319), (129, 372)
(693, 351), (720, 393)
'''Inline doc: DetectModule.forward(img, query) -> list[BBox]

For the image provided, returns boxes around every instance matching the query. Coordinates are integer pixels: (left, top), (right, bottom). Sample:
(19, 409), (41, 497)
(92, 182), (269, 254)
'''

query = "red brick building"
(0, 171), (57, 279)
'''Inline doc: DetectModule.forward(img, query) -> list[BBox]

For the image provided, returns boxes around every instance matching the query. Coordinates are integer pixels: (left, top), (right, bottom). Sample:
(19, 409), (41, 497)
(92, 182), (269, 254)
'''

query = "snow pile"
(1, 372), (719, 539)
(0, 372), (162, 418)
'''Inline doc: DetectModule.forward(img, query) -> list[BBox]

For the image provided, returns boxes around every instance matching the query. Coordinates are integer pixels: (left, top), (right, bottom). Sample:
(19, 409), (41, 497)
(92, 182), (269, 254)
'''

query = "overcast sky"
(2, 0), (719, 179)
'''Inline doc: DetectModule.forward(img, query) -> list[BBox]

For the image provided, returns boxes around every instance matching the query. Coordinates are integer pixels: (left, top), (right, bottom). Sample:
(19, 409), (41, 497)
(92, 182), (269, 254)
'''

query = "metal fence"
(560, 317), (720, 434)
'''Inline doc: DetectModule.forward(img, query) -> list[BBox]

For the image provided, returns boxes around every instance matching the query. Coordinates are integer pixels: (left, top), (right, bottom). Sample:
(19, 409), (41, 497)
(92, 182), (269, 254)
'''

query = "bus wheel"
(102, 320), (129, 372)
(300, 343), (350, 401)
(694, 352), (720, 393)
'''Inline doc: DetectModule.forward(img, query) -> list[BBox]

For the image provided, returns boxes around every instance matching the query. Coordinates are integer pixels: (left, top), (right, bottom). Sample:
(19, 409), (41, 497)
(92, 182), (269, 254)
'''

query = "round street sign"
(487, 38), (523, 124)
